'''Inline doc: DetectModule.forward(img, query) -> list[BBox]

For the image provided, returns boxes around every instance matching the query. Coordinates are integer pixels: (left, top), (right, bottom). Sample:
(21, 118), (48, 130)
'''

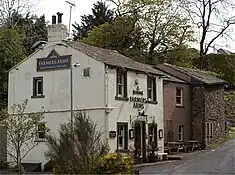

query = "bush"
(94, 153), (134, 174)
(0, 160), (8, 170)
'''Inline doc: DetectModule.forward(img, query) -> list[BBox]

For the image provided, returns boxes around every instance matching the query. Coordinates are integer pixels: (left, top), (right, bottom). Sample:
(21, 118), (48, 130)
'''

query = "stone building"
(155, 64), (226, 148)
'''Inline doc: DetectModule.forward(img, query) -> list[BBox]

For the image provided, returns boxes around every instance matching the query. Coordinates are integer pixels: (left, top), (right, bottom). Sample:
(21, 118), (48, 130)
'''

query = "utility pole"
(65, 1), (76, 37)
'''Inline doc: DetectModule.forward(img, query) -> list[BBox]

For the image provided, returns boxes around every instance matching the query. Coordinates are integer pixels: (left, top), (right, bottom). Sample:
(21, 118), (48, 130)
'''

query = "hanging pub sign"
(37, 55), (71, 72)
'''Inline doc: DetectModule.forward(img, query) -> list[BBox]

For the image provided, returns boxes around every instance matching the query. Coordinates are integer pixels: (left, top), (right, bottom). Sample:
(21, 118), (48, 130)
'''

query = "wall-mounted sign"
(129, 129), (134, 139)
(109, 131), (116, 138)
(133, 86), (144, 95)
(159, 129), (163, 139)
(129, 96), (148, 109)
(37, 55), (71, 72)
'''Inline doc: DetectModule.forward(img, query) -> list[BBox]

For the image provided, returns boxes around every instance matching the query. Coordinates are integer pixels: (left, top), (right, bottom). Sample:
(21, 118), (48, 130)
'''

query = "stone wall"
(224, 90), (235, 126)
(205, 85), (225, 145)
(191, 85), (205, 147)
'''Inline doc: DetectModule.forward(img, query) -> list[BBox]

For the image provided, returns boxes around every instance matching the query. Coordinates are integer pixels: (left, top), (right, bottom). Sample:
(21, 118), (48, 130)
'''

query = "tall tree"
(0, 28), (25, 110)
(10, 12), (48, 55)
(72, 1), (114, 40)
(180, 0), (235, 67)
(0, 0), (38, 27)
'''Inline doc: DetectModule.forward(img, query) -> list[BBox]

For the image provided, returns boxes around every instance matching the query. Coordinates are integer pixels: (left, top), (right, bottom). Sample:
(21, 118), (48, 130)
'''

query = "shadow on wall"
(0, 125), (7, 162)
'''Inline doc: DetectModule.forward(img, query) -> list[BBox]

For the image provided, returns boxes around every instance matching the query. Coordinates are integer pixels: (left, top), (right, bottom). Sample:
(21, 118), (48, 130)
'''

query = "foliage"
(45, 111), (109, 174)
(0, 99), (46, 173)
(0, 27), (25, 110)
(179, 0), (235, 67)
(10, 12), (48, 55)
(195, 54), (235, 86)
(94, 153), (134, 174)
(72, 1), (114, 40)
(224, 91), (235, 126)
(83, 15), (147, 63)
(0, 160), (8, 170)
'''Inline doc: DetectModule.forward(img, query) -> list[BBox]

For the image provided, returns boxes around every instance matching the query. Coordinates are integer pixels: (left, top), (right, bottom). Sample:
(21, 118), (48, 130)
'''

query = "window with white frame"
(176, 88), (183, 106)
(32, 77), (44, 98)
(179, 125), (184, 141)
(83, 67), (91, 77)
(37, 122), (46, 140)
(147, 76), (156, 101)
(117, 122), (128, 150)
(116, 70), (127, 98)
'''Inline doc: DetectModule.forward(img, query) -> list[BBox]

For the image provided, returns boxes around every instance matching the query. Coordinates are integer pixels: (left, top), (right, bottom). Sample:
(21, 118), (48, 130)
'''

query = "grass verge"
(208, 132), (235, 149)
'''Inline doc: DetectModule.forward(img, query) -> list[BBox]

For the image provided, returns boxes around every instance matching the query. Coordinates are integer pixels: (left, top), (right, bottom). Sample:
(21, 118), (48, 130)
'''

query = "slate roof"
(164, 64), (226, 85)
(67, 42), (165, 76)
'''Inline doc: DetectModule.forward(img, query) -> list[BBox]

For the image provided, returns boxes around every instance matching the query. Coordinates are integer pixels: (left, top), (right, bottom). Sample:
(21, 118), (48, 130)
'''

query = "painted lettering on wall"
(129, 96), (148, 109)
(37, 55), (71, 72)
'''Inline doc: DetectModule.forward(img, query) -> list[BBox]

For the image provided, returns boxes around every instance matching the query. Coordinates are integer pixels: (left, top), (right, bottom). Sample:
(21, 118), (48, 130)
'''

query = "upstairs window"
(116, 69), (127, 100)
(32, 77), (44, 98)
(147, 76), (156, 102)
(176, 88), (183, 106)
(83, 67), (91, 77)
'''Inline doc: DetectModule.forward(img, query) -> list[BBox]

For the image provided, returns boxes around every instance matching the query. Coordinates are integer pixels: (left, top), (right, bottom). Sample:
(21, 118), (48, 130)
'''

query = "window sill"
(31, 95), (45, 99)
(147, 101), (158, 105)
(115, 96), (129, 101)
(176, 105), (184, 108)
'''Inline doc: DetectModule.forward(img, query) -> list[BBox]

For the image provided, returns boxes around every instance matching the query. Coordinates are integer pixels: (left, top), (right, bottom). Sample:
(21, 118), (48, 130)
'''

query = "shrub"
(0, 160), (8, 170)
(94, 153), (134, 174)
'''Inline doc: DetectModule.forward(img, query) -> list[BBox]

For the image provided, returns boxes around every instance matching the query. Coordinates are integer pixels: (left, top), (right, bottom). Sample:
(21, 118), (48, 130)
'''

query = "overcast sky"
(37, 0), (235, 53)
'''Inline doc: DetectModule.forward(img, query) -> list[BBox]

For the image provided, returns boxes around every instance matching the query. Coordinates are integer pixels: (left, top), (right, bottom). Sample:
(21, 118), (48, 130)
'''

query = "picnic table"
(167, 141), (187, 153)
(185, 140), (201, 151)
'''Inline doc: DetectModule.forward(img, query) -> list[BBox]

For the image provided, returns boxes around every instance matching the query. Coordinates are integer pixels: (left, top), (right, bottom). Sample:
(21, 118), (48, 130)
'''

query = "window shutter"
(124, 124), (128, 150)
(153, 78), (156, 101)
(124, 72), (127, 97)
(116, 71), (119, 96)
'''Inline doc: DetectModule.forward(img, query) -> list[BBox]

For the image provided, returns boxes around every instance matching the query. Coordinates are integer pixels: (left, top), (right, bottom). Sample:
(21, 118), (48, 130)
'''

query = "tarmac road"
(137, 139), (235, 174)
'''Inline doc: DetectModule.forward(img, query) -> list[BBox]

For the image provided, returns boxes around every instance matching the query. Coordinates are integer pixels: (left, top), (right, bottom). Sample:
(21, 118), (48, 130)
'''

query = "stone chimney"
(47, 12), (68, 42)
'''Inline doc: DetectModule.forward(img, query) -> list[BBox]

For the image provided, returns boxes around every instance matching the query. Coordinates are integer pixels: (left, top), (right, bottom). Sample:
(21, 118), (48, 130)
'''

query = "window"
(37, 123), (46, 140)
(115, 69), (127, 100)
(83, 67), (90, 77)
(179, 125), (184, 141)
(147, 76), (156, 102)
(32, 77), (44, 98)
(176, 88), (183, 106)
(117, 122), (128, 150)
(148, 124), (157, 147)
(206, 122), (213, 138)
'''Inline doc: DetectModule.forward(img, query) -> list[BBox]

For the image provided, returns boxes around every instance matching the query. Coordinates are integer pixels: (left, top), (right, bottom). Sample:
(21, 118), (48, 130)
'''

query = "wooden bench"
(185, 140), (202, 151)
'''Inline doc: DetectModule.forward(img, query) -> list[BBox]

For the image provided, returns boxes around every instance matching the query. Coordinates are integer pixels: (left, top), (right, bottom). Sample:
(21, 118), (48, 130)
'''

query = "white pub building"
(8, 14), (165, 169)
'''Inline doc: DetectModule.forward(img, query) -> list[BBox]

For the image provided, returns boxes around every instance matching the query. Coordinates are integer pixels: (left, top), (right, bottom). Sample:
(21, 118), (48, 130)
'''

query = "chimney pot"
(57, 12), (63, 24)
(52, 15), (56, 25)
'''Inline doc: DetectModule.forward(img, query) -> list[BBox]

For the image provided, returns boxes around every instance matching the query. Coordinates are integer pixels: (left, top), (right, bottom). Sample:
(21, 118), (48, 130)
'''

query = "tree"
(83, 15), (148, 63)
(0, 99), (47, 173)
(45, 111), (108, 174)
(180, 0), (235, 67)
(72, 1), (114, 40)
(0, 0), (38, 27)
(10, 12), (48, 55)
(0, 28), (25, 110)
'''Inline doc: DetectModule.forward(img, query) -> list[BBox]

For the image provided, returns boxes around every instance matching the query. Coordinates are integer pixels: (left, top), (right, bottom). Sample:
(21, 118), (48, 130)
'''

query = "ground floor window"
(117, 122), (128, 150)
(179, 125), (184, 141)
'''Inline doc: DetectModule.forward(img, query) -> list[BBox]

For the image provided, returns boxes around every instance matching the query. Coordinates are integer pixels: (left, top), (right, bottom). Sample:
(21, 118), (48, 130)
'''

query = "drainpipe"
(104, 65), (109, 144)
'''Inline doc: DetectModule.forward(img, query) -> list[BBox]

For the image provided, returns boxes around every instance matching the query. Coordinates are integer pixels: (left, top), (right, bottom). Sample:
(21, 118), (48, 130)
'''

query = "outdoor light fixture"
(159, 129), (163, 139)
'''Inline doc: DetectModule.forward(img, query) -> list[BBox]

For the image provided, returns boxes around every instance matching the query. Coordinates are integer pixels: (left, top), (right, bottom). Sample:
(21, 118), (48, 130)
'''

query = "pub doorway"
(134, 121), (146, 163)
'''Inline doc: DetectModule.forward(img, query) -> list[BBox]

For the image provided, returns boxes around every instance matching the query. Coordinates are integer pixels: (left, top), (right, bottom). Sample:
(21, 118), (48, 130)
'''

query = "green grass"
(208, 133), (235, 149)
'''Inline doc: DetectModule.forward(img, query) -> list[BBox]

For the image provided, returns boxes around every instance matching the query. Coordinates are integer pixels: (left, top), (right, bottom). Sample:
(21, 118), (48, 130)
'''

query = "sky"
(36, 0), (235, 53)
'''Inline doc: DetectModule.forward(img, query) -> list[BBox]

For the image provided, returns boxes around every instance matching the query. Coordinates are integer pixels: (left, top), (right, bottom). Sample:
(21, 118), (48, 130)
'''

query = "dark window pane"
(83, 68), (90, 77)
(118, 85), (122, 95)
(176, 97), (181, 104)
(176, 88), (181, 96)
(37, 81), (42, 95)
(148, 89), (152, 99)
